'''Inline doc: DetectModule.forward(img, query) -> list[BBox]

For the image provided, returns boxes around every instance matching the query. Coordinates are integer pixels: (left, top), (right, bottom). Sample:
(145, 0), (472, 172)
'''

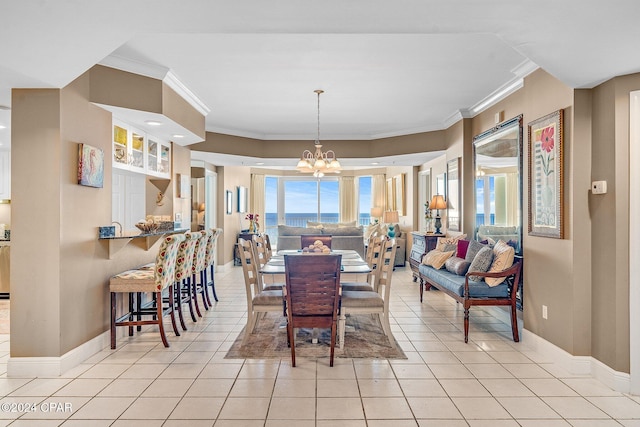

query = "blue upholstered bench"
(418, 260), (522, 343)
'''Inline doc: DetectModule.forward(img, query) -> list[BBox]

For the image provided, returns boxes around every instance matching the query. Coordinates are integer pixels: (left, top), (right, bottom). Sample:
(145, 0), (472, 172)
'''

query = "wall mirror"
(446, 158), (461, 231)
(472, 115), (523, 254)
(237, 186), (247, 213)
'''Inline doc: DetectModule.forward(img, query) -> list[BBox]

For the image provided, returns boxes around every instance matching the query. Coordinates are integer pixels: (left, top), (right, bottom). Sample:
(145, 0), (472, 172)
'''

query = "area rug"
(225, 312), (406, 360)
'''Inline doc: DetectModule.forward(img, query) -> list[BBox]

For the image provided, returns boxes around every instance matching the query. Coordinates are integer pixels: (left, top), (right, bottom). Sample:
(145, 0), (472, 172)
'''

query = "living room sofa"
(277, 224), (365, 258)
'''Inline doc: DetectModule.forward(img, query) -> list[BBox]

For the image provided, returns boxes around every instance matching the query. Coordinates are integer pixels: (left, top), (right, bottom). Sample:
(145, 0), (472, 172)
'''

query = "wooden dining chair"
(342, 234), (387, 292)
(300, 234), (332, 249)
(238, 238), (284, 344)
(284, 253), (342, 367)
(252, 233), (282, 291)
(109, 233), (185, 349)
(338, 238), (398, 349)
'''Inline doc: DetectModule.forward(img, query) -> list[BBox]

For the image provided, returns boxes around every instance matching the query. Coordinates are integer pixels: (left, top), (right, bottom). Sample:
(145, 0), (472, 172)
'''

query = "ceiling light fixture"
(172, 134), (184, 139)
(296, 89), (341, 178)
(145, 120), (162, 126)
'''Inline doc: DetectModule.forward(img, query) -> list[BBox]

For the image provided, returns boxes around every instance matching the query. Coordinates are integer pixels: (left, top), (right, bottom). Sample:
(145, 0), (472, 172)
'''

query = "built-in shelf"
(99, 228), (188, 259)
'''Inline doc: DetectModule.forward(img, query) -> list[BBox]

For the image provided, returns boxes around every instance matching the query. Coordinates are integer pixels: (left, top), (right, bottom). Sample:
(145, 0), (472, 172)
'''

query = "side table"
(234, 232), (258, 266)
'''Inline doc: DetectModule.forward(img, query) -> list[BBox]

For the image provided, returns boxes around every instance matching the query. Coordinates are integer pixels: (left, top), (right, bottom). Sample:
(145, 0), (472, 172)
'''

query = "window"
(358, 176), (372, 226)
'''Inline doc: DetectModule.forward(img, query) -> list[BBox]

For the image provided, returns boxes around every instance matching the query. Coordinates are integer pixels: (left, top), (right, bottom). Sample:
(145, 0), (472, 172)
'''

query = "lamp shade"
(430, 195), (447, 210)
(383, 210), (399, 223)
(370, 207), (383, 218)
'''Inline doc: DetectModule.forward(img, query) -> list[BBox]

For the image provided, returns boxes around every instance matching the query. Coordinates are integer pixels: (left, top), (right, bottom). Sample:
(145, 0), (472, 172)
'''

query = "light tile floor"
(0, 266), (638, 426)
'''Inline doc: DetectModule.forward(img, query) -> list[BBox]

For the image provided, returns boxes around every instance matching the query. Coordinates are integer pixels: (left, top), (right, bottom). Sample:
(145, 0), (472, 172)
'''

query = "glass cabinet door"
(113, 124), (128, 166)
(130, 132), (145, 170)
(160, 144), (170, 174)
(147, 140), (159, 173)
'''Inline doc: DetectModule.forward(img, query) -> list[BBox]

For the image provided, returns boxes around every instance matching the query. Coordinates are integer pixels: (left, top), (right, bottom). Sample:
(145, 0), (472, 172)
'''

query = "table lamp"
(430, 195), (447, 234)
(370, 206), (383, 224)
(383, 210), (399, 237)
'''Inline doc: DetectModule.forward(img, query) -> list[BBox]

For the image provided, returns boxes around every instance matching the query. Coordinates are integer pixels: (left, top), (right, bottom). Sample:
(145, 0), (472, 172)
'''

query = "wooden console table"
(409, 232), (444, 282)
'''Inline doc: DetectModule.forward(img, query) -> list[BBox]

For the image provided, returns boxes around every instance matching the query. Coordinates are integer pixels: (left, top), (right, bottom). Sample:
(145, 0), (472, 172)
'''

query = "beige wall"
(10, 70), (195, 359)
(219, 166), (252, 266)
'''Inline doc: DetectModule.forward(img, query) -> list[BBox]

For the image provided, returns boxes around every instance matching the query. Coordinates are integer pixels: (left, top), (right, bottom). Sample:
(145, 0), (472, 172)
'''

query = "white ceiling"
(1, 0), (640, 167)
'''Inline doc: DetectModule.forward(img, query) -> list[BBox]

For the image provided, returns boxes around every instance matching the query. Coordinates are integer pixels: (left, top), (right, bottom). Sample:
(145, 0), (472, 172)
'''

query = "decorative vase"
(249, 220), (257, 233)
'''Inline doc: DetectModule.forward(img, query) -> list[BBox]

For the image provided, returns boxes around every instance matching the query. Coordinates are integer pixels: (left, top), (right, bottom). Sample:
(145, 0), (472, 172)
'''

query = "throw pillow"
(456, 239), (470, 259)
(465, 240), (487, 264)
(445, 256), (471, 276)
(467, 246), (494, 281)
(422, 249), (455, 270)
(364, 223), (380, 241)
(436, 236), (459, 252)
(485, 240), (516, 287)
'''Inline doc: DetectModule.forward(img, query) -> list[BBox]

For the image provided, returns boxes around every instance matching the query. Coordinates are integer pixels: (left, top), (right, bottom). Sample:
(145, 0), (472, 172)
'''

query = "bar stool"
(204, 228), (222, 302)
(109, 233), (185, 349)
(174, 231), (200, 325)
(192, 229), (212, 311)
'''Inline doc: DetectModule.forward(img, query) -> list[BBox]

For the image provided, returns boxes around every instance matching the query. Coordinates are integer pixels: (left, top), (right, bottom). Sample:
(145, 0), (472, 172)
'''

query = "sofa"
(476, 225), (521, 253)
(277, 224), (365, 258)
(417, 237), (522, 343)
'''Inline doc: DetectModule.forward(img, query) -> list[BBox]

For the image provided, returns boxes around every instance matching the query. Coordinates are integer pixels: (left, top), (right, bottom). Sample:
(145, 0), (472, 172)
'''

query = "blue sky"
(265, 176), (371, 214)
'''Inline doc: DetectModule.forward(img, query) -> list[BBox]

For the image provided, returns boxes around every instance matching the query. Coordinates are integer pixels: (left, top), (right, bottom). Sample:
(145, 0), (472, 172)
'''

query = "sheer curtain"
(250, 173), (265, 230)
(372, 174), (386, 213)
(339, 176), (356, 223)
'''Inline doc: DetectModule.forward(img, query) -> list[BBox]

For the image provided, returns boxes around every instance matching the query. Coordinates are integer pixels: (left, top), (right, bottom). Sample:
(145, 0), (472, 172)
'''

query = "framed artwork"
(386, 178), (395, 211)
(394, 173), (406, 216)
(77, 143), (104, 188)
(528, 109), (564, 238)
(226, 190), (233, 215)
(446, 158), (461, 231)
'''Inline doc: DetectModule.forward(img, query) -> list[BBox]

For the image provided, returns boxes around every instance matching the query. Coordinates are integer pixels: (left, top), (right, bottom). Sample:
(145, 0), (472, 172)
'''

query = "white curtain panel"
(506, 172), (519, 226)
(372, 174), (386, 213)
(250, 173), (266, 228)
(339, 176), (356, 223)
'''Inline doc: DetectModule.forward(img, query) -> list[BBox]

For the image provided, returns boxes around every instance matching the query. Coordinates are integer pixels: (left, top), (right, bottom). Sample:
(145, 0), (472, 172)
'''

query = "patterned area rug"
(225, 312), (406, 360)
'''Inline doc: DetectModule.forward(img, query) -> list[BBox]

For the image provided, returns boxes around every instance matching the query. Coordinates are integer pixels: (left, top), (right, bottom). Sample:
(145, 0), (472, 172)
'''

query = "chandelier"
(296, 89), (342, 178)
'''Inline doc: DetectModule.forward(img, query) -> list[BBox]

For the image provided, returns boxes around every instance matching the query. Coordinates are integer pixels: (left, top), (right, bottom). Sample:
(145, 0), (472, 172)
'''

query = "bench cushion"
(418, 264), (509, 298)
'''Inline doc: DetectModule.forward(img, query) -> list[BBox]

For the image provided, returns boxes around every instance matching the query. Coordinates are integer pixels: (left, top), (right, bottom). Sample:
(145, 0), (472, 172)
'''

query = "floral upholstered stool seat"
(109, 233), (185, 349)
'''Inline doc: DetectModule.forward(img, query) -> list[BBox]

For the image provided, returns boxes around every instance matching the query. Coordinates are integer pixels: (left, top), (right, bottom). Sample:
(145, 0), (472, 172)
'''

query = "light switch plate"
(592, 180), (607, 194)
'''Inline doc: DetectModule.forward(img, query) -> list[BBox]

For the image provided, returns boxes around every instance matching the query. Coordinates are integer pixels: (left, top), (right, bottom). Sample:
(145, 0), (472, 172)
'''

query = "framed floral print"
(528, 109), (564, 238)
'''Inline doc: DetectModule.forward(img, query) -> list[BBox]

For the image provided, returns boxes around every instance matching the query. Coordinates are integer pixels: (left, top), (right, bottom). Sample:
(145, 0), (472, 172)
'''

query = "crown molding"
(163, 70), (210, 116)
(98, 54), (168, 80)
(98, 55), (210, 117)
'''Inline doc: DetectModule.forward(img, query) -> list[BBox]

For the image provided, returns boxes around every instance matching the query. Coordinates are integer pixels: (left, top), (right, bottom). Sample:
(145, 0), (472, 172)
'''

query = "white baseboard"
(522, 329), (631, 394)
(483, 306), (631, 394)
(7, 330), (110, 377)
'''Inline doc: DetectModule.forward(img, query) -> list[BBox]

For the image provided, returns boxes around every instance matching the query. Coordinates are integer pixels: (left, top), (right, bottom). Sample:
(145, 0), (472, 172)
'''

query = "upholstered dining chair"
(338, 238), (398, 349)
(238, 238), (284, 344)
(204, 228), (222, 302)
(174, 231), (200, 325)
(191, 229), (212, 311)
(300, 234), (332, 249)
(341, 235), (388, 292)
(109, 233), (185, 349)
(284, 253), (342, 367)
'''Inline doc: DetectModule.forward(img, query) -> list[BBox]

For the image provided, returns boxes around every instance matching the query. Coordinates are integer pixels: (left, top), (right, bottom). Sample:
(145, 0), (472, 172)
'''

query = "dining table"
(260, 249), (371, 283)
